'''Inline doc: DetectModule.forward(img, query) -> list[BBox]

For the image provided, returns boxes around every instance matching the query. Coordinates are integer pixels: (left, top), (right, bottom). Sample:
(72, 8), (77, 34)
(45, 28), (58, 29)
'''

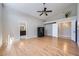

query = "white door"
(52, 23), (58, 37)
(71, 19), (76, 42)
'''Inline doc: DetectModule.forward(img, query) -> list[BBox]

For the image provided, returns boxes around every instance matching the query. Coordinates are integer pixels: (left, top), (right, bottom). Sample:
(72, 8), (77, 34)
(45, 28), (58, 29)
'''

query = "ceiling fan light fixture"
(37, 3), (52, 16)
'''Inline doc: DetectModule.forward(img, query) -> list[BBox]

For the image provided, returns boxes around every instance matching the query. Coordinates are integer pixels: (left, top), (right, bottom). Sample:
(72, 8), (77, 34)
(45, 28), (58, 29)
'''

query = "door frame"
(75, 20), (77, 43)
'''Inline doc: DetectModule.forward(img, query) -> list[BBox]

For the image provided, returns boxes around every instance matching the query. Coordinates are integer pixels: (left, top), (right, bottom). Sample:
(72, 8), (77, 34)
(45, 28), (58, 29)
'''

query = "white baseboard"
(58, 36), (71, 40)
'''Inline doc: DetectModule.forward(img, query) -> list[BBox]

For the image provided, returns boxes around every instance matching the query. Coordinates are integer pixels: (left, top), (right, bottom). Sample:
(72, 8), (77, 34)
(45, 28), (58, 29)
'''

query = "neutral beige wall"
(58, 22), (71, 39)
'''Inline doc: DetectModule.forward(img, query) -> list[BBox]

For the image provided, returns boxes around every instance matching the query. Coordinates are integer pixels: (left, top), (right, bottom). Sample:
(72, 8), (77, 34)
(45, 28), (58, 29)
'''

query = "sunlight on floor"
(7, 35), (14, 49)
(63, 43), (68, 53)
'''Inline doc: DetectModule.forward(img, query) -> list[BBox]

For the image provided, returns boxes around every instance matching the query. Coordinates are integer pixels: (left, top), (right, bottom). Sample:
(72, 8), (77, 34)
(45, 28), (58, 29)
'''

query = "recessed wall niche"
(20, 23), (26, 36)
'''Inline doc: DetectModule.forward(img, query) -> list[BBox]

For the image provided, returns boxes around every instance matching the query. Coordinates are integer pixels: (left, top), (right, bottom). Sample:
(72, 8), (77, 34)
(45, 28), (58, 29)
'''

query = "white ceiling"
(4, 3), (77, 20)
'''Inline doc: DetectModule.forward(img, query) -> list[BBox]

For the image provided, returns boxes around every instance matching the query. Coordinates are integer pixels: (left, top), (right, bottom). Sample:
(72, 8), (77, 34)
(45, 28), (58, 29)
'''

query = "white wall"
(45, 23), (58, 37)
(0, 4), (2, 47)
(45, 22), (71, 38)
(3, 7), (43, 41)
(52, 23), (58, 37)
(45, 24), (52, 36)
(44, 17), (76, 41)
(46, 4), (77, 22)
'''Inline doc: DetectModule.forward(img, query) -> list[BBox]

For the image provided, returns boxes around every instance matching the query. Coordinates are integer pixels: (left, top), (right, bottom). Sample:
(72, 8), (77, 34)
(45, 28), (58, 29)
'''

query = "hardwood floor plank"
(0, 36), (79, 56)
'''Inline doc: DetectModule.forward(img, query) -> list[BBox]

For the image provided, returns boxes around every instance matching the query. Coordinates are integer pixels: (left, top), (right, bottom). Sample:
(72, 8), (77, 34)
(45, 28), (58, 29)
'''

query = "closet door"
(52, 23), (58, 37)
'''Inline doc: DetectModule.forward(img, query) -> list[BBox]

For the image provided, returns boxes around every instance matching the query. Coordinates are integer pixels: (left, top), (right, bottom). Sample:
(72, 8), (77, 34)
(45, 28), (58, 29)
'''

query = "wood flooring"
(0, 36), (79, 56)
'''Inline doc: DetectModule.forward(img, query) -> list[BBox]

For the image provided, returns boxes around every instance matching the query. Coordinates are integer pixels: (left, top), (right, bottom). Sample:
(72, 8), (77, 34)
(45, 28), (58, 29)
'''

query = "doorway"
(20, 24), (26, 39)
(58, 22), (71, 39)
(44, 19), (77, 43)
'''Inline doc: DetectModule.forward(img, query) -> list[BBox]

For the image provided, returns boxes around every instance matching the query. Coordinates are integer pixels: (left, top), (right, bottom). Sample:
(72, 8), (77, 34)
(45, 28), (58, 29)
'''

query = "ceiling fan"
(37, 3), (52, 16)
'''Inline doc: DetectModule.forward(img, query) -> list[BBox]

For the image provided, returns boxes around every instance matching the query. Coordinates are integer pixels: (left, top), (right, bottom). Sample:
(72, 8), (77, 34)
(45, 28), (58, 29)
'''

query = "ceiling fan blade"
(37, 11), (43, 12)
(45, 12), (48, 16)
(40, 12), (43, 16)
(46, 10), (52, 12)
